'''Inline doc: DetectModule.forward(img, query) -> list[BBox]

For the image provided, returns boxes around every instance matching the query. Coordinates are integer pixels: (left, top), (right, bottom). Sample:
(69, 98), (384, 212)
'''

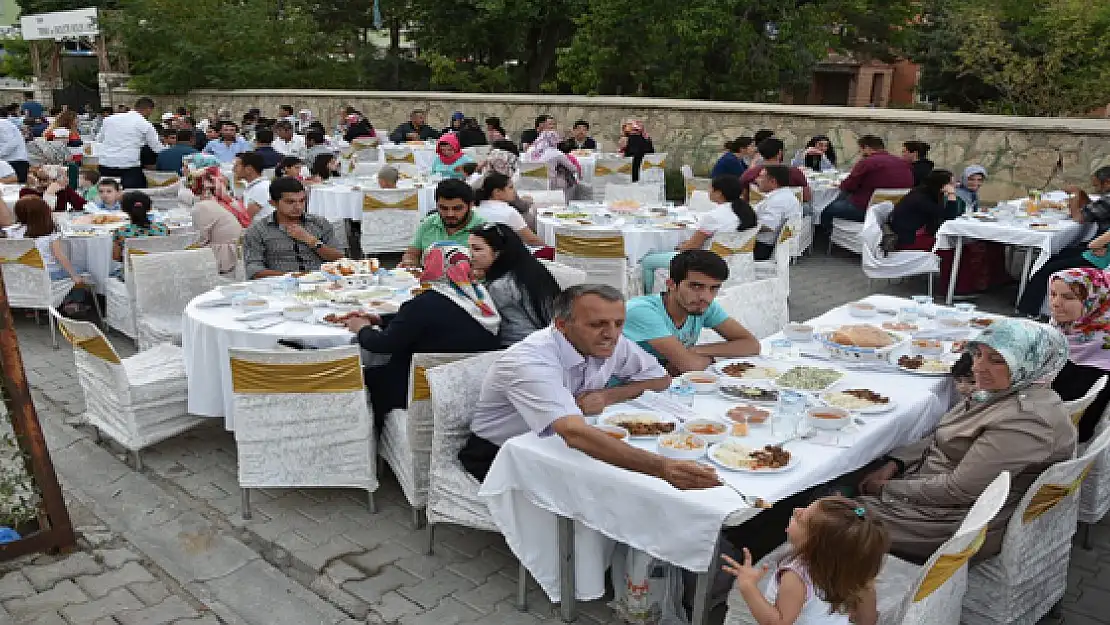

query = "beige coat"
(860, 385), (1075, 563)
(189, 200), (243, 274)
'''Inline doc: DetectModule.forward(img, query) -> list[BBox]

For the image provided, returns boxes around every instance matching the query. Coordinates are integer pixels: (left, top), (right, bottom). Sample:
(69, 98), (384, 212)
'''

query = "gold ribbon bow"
(411, 366), (430, 401)
(913, 528), (986, 602)
(778, 225), (794, 244)
(712, 238), (757, 256)
(1023, 465), (1092, 523)
(555, 234), (625, 258)
(386, 152), (416, 164)
(641, 159), (665, 170)
(1071, 409), (1085, 426)
(521, 165), (549, 178)
(58, 323), (121, 364)
(871, 192), (908, 207)
(230, 356), (364, 394)
(363, 194), (419, 211)
(145, 175), (180, 188)
(0, 248), (45, 269)
(595, 163), (634, 177)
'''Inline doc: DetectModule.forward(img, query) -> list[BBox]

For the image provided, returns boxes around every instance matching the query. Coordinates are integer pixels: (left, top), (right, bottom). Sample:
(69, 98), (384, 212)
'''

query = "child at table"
(722, 496), (887, 625)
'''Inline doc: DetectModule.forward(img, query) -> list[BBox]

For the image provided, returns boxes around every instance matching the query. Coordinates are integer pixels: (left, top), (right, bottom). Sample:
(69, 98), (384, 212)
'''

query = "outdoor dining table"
(535, 205), (696, 264)
(933, 194), (1092, 306)
(308, 181), (438, 220)
(478, 294), (960, 623)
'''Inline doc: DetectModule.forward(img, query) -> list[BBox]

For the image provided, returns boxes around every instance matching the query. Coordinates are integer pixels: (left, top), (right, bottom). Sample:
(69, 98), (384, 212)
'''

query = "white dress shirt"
(0, 118), (28, 163)
(272, 134), (307, 159)
(470, 327), (667, 445)
(753, 186), (802, 246)
(475, 199), (527, 232)
(95, 111), (164, 169)
(694, 203), (740, 240)
(243, 178), (273, 223)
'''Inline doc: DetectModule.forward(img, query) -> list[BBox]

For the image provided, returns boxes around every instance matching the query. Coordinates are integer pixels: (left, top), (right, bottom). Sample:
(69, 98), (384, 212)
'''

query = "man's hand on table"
(662, 458), (720, 490)
(858, 461), (899, 496)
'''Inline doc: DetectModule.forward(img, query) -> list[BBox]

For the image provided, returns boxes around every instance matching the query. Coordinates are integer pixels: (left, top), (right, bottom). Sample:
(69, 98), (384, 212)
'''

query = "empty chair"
(229, 345), (378, 520)
(861, 201), (940, 296)
(638, 152), (668, 183)
(360, 188), (422, 254)
(830, 188), (911, 256)
(51, 308), (202, 470)
(384, 147), (416, 164)
(713, 278), (788, 340)
(593, 156), (634, 187)
(604, 183), (661, 206)
(130, 248), (220, 350)
(106, 233), (194, 343)
(0, 239), (101, 348)
(553, 226), (637, 296)
(1079, 402), (1110, 548)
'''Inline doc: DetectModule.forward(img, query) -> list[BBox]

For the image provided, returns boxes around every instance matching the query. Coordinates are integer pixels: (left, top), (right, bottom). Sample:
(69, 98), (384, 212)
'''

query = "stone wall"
(111, 87), (1110, 203)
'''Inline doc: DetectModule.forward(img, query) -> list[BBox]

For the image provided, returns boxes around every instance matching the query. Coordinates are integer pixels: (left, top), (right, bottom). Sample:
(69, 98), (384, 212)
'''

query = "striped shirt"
(243, 212), (335, 277)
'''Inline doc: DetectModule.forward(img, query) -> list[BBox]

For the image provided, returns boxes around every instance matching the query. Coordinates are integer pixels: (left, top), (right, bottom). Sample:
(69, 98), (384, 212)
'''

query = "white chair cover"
(753, 229), (794, 294)
(794, 215), (815, 260)
(540, 260), (588, 290)
(380, 352), (487, 516)
(713, 277), (788, 340)
(517, 161), (552, 191)
(874, 472), (1011, 625)
(861, 201), (940, 281)
(329, 219), (350, 257)
(383, 147), (416, 164)
(360, 188), (422, 254)
(523, 190), (567, 209)
(593, 156), (634, 187)
(426, 352), (505, 534)
(604, 183), (662, 205)
(143, 170), (181, 188)
(709, 227), (759, 288)
(51, 308), (202, 452)
(1065, 376), (1107, 431)
(130, 248), (220, 351)
(229, 346), (377, 497)
(1079, 403), (1110, 530)
(639, 152), (668, 184)
(687, 190), (716, 212)
(963, 427), (1110, 625)
(0, 239), (82, 346)
(553, 226), (637, 297)
(108, 232), (196, 341)
(830, 219), (866, 255)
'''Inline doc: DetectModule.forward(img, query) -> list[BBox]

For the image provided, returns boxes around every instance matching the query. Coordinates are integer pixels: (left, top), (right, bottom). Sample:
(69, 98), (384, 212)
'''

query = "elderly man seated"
(243, 177), (344, 278)
(400, 179), (485, 266)
(377, 165), (400, 189)
(462, 284), (721, 490)
(624, 250), (759, 376)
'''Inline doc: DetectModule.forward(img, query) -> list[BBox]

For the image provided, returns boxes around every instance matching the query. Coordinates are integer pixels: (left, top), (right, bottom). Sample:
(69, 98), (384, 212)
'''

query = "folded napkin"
(803, 423), (860, 449)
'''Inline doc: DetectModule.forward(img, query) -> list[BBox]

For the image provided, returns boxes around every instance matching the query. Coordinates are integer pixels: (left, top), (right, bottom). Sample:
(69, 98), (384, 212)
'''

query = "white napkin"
(803, 423), (860, 448)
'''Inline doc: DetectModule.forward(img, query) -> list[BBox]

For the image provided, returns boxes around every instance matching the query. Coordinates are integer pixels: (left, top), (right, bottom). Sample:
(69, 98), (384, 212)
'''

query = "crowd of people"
(3, 94), (1110, 624)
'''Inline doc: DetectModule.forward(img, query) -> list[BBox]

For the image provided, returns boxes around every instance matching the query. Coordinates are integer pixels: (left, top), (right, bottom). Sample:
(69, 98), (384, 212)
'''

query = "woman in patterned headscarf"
(342, 242), (502, 428)
(1048, 267), (1110, 442)
(524, 130), (581, 195)
(856, 318), (1075, 563)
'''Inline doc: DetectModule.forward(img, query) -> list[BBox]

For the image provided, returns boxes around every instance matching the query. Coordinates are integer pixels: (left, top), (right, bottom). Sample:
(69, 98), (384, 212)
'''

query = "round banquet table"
(309, 182), (438, 220)
(536, 212), (695, 264)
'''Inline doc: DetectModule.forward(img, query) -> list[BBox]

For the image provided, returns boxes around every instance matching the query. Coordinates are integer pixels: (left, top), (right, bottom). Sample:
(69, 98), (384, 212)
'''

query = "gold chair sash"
(1072, 409), (1084, 426)
(363, 194), (419, 211)
(740, 237), (757, 253)
(145, 174), (180, 188)
(710, 242), (736, 257)
(555, 234), (625, 258)
(685, 182), (695, 198)
(58, 323), (121, 364)
(1023, 465), (1092, 523)
(0, 248), (45, 269)
(411, 365), (430, 401)
(595, 163), (634, 177)
(230, 356), (364, 394)
(641, 159), (666, 170)
(386, 152), (416, 164)
(749, 188), (765, 203)
(521, 165), (549, 179)
(778, 225), (794, 244)
(913, 528), (985, 602)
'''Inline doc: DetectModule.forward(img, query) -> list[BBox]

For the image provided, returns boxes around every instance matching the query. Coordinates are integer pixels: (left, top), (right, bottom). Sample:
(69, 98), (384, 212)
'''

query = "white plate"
(820, 391), (897, 415)
(714, 360), (782, 380)
(717, 384), (780, 404)
(773, 366), (845, 392)
(599, 412), (678, 439)
(889, 346), (956, 376)
(708, 442), (800, 474)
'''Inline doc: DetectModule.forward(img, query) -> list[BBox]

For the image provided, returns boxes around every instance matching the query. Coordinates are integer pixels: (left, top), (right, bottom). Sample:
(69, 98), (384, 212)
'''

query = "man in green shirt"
(402, 179), (486, 266)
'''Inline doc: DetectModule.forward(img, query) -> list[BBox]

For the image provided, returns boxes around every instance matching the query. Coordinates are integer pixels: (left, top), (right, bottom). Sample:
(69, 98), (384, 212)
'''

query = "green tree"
(0, 38), (34, 80)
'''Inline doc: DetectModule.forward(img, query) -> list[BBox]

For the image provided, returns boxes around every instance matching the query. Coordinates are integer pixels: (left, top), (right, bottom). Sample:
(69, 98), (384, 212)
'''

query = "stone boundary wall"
(110, 87), (1110, 204)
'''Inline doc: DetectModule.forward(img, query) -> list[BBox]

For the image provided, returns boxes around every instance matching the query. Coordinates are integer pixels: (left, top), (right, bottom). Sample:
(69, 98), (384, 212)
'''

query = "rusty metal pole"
(0, 272), (75, 557)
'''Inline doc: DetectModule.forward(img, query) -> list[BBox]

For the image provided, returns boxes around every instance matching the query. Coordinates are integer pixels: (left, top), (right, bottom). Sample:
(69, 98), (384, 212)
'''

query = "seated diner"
(242, 177), (343, 278)
(1048, 267), (1110, 443)
(401, 179), (485, 266)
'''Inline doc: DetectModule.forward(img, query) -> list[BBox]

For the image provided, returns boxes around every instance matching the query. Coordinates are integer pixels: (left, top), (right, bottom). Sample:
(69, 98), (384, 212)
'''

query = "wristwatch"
(313, 239), (324, 251)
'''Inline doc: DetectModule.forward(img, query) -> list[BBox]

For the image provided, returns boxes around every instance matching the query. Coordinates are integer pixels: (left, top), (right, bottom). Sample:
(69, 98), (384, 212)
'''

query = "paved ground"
(7, 243), (1108, 624)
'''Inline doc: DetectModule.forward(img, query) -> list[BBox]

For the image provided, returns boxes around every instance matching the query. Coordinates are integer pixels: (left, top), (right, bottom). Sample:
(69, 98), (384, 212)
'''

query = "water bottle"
(773, 391), (806, 438)
(670, 381), (695, 409)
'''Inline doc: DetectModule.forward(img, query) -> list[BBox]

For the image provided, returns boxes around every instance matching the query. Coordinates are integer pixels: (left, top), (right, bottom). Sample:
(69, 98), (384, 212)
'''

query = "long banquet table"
(479, 295), (959, 619)
(535, 206), (696, 264)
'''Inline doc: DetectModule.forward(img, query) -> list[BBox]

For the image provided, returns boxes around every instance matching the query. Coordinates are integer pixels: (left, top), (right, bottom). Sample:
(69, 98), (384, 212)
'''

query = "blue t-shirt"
(20, 101), (43, 119)
(710, 152), (747, 179)
(623, 294), (728, 362)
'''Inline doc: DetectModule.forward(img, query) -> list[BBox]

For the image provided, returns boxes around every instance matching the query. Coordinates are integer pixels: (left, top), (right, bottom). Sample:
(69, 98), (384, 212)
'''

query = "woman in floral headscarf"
(857, 318), (1075, 563)
(1049, 267), (1110, 442)
(524, 130), (581, 194)
(181, 166), (251, 228)
(342, 242), (501, 427)
(617, 119), (655, 182)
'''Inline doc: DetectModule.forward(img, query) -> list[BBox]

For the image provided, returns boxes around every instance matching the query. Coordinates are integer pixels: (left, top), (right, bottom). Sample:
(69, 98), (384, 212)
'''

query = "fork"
(720, 480), (763, 508)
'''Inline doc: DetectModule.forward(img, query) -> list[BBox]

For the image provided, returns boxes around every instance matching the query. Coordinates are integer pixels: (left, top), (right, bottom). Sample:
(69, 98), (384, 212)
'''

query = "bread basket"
(819, 328), (907, 362)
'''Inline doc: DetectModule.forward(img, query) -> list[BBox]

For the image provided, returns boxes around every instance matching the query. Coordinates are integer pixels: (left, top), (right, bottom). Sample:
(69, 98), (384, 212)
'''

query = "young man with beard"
(400, 179), (486, 266)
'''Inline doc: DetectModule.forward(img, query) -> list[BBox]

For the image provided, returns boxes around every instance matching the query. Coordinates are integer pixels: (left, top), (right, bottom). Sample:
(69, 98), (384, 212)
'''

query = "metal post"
(690, 537), (722, 625)
(131, 449), (142, 471)
(367, 491), (376, 514)
(945, 235), (964, 305)
(241, 488), (252, 520)
(425, 523), (435, 555)
(557, 516), (576, 622)
(412, 507), (425, 530)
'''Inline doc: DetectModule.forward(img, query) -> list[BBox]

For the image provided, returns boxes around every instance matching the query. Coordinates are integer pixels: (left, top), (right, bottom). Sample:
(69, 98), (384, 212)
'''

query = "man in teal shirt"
(401, 179), (485, 266)
(623, 250), (760, 375)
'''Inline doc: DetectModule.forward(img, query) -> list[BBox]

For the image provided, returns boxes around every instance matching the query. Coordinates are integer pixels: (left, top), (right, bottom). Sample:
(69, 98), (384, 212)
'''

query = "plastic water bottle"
(670, 381), (695, 408)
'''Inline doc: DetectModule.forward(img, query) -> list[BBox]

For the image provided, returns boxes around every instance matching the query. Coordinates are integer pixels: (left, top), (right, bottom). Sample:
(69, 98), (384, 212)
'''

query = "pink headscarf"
(420, 242), (500, 334)
(1050, 267), (1110, 370)
(436, 133), (465, 165)
(190, 167), (251, 228)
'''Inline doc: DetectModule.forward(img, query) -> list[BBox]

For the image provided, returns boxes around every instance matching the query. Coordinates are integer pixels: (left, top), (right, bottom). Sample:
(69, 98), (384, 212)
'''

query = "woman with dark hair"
(469, 223), (561, 346)
(617, 119), (654, 182)
(306, 153), (339, 183)
(710, 136), (753, 178)
(111, 190), (168, 264)
(639, 175), (758, 292)
(791, 135), (837, 172)
(13, 196), (91, 312)
(901, 141), (934, 187)
(456, 117), (487, 148)
(343, 114), (376, 143)
(473, 173), (546, 248)
(889, 169), (961, 250)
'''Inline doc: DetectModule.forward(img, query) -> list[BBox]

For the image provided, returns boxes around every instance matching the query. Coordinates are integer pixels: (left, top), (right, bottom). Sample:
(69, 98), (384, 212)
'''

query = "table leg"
(1016, 247), (1035, 308)
(558, 516), (577, 622)
(690, 536), (722, 625)
(945, 236), (964, 305)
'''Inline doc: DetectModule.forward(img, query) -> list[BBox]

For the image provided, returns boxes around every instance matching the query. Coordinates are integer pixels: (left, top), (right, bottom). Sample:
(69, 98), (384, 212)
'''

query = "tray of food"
(708, 442), (796, 473)
(724, 404), (771, 425)
(599, 412), (677, 438)
(321, 258), (380, 276)
(969, 317), (995, 330)
(718, 384), (779, 403)
(714, 360), (781, 380)
(774, 366), (844, 392)
(894, 354), (955, 375)
(821, 389), (895, 414)
(819, 324), (905, 362)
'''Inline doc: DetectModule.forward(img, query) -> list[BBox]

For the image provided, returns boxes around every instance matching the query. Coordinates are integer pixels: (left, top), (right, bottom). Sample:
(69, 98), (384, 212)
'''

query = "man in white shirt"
(464, 284), (721, 490)
(473, 175), (546, 247)
(95, 97), (164, 189)
(752, 164), (801, 260)
(271, 120), (307, 159)
(0, 113), (30, 182)
(234, 151), (272, 223)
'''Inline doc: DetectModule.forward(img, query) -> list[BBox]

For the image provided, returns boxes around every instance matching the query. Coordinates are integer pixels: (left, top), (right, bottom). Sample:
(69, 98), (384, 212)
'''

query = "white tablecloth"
(479, 294), (955, 601)
(536, 213), (693, 264)
(64, 234), (115, 294)
(933, 214), (1089, 274)
(308, 183), (437, 221)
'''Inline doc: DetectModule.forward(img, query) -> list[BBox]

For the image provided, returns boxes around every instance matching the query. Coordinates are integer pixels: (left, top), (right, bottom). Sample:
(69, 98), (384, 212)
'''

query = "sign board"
(20, 8), (98, 41)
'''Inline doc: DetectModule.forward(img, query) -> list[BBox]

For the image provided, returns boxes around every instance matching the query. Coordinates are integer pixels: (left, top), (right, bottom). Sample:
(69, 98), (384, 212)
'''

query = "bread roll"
(831, 324), (893, 348)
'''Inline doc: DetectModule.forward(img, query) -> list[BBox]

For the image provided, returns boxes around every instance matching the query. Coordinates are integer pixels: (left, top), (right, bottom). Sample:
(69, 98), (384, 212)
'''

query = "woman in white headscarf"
(524, 130), (581, 194)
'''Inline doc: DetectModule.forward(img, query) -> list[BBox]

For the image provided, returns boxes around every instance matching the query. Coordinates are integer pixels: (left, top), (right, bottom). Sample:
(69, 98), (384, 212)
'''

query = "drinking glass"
(769, 338), (791, 360)
(898, 306), (919, 324)
(773, 391), (806, 437)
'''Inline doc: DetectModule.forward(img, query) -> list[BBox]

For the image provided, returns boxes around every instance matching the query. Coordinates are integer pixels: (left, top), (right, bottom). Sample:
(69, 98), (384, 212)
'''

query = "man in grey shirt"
(243, 177), (344, 278)
(463, 284), (721, 490)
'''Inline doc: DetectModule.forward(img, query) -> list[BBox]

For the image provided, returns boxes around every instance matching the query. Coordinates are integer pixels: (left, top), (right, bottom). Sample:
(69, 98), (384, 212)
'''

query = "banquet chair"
(603, 183), (662, 206)
(0, 239), (102, 348)
(709, 227), (759, 287)
(639, 152), (668, 183)
(106, 234), (194, 345)
(228, 345), (378, 520)
(1078, 400), (1110, 549)
(393, 163), (422, 180)
(687, 190), (715, 212)
(130, 248), (220, 351)
(713, 277), (788, 339)
(540, 259), (588, 290)
(962, 426), (1110, 625)
(360, 189), (422, 254)
(143, 171), (181, 188)
(783, 187), (813, 260)
(829, 188), (911, 256)
(553, 226), (639, 297)
(517, 161), (552, 191)
(384, 147), (416, 164)
(861, 201), (940, 296)
(523, 190), (567, 209)
(329, 219), (350, 257)
(464, 145), (491, 161)
(50, 308), (200, 471)
(593, 156), (634, 187)
(1064, 376), (1107, 428)
(753, 224), (795, 294)
(873, 472), (1011, 625)
(380, 352), (489, 528)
